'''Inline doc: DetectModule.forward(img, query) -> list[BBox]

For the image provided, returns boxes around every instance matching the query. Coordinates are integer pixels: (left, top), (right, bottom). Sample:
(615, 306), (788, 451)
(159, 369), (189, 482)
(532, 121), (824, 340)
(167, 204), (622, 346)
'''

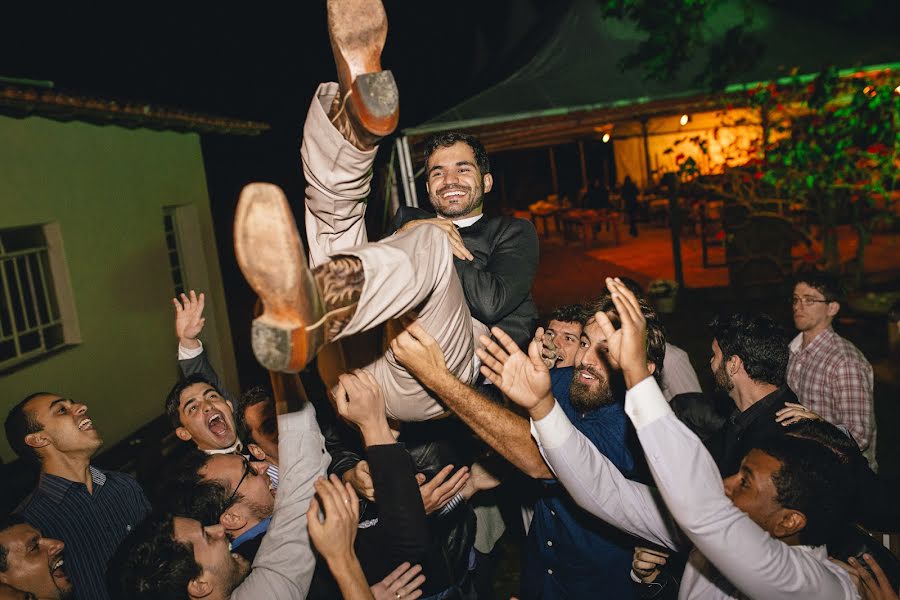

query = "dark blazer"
(393, 206), (539, 349)
(703, 385), (795, 477)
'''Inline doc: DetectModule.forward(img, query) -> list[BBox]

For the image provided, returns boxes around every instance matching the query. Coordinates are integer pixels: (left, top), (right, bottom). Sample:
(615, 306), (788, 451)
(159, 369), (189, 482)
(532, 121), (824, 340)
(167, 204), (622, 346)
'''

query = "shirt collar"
(731, 386), (788, 431)
(790, 327), (835, 353)
(203, 439), (243, 455)
(232, 516), (272, 548)
(38, 465), (107, 504)
(437, 213), (483, 228)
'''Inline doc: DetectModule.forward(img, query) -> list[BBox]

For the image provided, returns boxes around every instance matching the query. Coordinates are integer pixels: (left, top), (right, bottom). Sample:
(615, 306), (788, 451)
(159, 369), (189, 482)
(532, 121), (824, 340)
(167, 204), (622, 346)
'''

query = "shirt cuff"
(530, 400), (575, 450)
(625, 376), (673, 430)
(178, 340), (204, 360)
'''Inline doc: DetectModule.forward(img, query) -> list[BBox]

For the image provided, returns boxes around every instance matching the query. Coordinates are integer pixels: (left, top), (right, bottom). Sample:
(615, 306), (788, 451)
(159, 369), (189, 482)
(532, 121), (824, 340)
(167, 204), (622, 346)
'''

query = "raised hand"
(390, 321), (451, 390)
(173, 290), (206, 349)
(416, 464), (470, 514)
(342, 460), (375, 501)
(476, 326), (553, 417)
(461, 461), (501, 500)
(370, 562), (425, 600)
(399, 218), (474, 261)
(333, 370), (393, 446)
(307, 474), (360, 565)
(595, 278), (650, 388)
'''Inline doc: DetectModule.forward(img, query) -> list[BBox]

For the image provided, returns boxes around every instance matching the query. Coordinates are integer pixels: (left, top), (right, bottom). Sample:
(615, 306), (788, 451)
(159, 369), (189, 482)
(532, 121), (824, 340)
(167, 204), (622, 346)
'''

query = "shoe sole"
(327, 0), (399, 136)
(233, 183), (324, 372)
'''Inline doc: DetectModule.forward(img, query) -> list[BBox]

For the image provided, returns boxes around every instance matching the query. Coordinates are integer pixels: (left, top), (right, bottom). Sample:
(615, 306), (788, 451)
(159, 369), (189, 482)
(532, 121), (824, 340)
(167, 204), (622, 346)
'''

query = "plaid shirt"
(787, 327), (876, 469)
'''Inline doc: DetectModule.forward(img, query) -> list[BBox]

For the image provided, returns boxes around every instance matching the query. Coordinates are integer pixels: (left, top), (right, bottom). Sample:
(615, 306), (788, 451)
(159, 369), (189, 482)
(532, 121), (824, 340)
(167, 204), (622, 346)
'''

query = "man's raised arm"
(391, 322), (552, 479)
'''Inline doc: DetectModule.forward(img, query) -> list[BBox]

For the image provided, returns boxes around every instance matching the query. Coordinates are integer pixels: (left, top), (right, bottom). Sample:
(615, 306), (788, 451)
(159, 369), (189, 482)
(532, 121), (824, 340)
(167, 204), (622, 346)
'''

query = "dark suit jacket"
(393, 206), (539, 349)
(704, 385), (795, 477)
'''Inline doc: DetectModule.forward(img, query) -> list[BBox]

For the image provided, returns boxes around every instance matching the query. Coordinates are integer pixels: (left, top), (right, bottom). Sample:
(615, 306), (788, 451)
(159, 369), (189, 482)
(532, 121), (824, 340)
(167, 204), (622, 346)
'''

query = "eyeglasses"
(791, 296), (831, 307)
(227, 457), (253, 506)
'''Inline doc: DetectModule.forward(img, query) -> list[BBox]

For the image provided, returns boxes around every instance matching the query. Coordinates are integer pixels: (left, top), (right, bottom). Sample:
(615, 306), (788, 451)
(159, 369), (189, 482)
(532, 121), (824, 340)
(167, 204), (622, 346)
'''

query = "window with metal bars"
(0, 225), (68, 371)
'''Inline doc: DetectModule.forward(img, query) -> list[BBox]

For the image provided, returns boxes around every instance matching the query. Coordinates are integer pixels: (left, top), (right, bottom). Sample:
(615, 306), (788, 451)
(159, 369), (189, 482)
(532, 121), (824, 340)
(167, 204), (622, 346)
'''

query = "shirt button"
(547, 541), (553, 547)
(550, 510), (556, 516)
(547, 569), (553, 575)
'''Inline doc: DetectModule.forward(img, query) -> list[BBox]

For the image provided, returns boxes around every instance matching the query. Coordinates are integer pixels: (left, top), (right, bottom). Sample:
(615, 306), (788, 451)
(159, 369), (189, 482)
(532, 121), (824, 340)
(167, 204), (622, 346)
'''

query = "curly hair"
(107, 512), (200, 600)
(548, 304), (586, 326)
(709, 312), (789, 386)
(423, 131), (490, 175)
(750, 435), (854, 547)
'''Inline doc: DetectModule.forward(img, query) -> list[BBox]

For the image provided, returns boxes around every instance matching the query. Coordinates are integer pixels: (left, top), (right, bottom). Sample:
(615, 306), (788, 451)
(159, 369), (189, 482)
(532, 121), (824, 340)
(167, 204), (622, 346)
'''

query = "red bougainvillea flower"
(754, 171), (764, 180)
(866, 143), (890, 155)
(715, 230), (725, 241)
(776, 103), (785, 111)
(850, 194), (860, 203)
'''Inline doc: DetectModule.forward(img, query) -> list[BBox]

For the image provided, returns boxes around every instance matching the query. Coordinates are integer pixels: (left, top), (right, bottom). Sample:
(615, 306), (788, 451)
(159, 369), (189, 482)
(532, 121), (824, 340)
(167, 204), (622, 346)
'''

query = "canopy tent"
(393, 0), (898, 204)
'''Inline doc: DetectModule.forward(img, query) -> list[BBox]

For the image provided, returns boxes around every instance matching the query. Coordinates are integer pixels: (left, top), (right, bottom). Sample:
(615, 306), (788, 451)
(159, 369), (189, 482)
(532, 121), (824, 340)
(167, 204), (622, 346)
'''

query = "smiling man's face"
(175, 383), (237, 451)
(425, 141), (493, 220)
(0, 524), (71, 600)
(22, 394), (103, 461)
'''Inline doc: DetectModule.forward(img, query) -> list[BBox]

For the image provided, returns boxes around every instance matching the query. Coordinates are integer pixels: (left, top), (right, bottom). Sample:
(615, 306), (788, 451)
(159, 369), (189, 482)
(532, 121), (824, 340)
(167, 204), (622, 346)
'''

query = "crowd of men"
(1, 0), (898, 599)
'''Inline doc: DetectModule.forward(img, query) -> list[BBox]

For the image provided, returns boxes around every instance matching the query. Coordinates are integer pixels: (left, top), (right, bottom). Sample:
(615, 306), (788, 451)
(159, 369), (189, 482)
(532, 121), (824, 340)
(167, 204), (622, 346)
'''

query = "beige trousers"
(301, 82), (486, 421)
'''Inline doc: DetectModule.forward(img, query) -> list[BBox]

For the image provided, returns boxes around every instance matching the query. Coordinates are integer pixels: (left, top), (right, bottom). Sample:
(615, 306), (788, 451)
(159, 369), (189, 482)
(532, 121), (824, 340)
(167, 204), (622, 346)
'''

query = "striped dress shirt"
(16, 466), (150, 600)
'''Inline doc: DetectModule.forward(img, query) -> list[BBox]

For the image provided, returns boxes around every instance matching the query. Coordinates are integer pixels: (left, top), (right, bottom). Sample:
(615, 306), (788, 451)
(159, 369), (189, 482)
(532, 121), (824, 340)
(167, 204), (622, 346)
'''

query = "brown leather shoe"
(327, 0), (399, 148)
(234, 184), (364, 372)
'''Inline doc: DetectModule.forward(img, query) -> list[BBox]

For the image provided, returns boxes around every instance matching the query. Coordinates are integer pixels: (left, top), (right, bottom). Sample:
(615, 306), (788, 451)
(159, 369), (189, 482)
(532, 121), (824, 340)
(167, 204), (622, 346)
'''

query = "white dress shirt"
(531, 377), (858, 599)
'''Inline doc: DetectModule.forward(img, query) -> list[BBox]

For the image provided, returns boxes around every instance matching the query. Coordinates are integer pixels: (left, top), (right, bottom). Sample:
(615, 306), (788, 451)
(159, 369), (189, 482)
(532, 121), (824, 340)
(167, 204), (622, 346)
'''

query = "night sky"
(2, 1), (573, 385)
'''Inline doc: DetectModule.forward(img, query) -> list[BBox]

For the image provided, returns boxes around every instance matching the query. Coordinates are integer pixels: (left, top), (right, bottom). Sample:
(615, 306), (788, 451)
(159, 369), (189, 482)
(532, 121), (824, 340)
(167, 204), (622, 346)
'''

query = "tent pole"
(578, 140), (589, 192)
(640, 118), (653, 189)
(395, 138), (412, 207)
(548, 146), (559, 200)
(399, 136), (419, 208)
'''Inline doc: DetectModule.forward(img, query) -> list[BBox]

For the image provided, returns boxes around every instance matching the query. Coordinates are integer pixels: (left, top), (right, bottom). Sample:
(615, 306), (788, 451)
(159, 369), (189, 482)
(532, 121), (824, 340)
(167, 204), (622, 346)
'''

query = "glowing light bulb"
(680, 114), (690, 126)
(602, 133), (611, 143)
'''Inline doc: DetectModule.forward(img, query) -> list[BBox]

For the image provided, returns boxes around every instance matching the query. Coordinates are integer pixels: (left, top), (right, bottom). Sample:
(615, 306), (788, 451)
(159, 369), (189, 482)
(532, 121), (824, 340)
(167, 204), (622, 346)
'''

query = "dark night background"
(2, 0), (896, 388)
(2, 0), (576, 386)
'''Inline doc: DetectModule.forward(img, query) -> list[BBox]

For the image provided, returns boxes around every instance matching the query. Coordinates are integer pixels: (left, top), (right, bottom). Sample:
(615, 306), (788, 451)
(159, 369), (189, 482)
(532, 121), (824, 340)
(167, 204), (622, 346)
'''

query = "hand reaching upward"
(595, 278), (651, 388)
(476, 326), (555, 420)
(173, 290), (205, 349)
(333, 370), (394, 446)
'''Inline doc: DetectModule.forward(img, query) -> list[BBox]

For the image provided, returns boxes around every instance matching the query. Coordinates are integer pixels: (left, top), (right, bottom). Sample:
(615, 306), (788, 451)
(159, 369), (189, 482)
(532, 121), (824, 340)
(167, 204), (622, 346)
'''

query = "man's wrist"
(428, 368), (458, 397)
(325, 549), (359, 572)
(624, 366), (652, 390)
(179, 337), (201, 350)
(359, 421), (395, 447)
(528, 394), (556, 422)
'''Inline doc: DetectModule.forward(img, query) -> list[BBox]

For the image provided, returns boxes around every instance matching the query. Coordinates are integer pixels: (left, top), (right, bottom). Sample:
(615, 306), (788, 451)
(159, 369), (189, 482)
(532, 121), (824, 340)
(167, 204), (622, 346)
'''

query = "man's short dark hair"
(159, 451), (237, 526)
(107, 512), (200, 600)
(4, 393), (50, 464)
(424, 132), (490, 175)
(165, 374), (222, 429)
(750, 435), (854, 547)
(793, 270), (845, 305)
(784, 419), (860, 465)
(548, 304), (586, 327)
(583, 294), (667, 382)
(0, 514), (29, 572)
(236, 386), (275, 445)
(709, 312), (788, 387)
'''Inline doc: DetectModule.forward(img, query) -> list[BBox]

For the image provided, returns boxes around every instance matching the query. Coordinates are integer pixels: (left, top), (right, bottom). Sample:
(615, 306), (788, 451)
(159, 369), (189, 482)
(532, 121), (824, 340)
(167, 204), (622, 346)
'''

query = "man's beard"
(223, 553), (252, 594)
(245, 498), (274, 521)
(429, 184), (484, 218)
(714, 360), (734, 393)
(568, 365), (615, 413)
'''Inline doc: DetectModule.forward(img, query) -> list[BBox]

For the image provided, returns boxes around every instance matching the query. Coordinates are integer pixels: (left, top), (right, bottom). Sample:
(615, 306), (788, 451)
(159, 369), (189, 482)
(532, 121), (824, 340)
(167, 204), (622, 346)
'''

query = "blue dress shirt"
(520, 367), (638, 599)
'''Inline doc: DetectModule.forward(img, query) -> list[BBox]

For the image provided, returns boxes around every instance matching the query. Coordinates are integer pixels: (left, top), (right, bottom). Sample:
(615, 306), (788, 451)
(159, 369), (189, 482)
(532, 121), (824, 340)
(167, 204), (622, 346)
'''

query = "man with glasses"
(164, 451), (276, 562)
(788, 271), (875, 469)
